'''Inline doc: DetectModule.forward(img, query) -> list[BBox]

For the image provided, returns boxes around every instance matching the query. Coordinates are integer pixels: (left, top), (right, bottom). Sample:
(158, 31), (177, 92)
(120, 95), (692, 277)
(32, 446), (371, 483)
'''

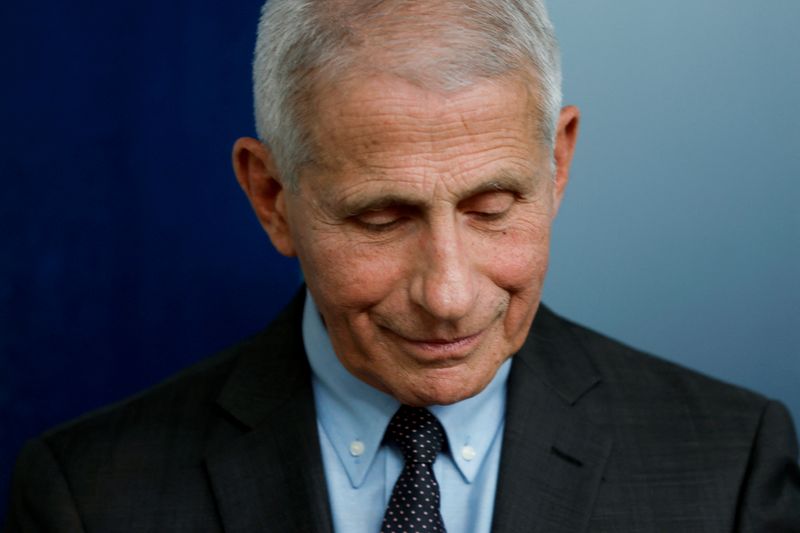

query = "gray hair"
(253, 0), (562, 190)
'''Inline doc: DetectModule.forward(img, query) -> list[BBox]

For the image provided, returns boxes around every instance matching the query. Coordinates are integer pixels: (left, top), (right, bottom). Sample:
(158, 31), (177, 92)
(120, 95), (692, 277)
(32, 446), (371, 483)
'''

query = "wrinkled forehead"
(302, 72), (547, 178)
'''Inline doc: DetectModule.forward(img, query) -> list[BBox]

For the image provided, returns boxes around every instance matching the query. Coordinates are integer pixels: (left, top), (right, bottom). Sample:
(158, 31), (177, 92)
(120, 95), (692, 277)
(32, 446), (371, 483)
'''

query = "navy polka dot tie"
(381, 406), (448, 533)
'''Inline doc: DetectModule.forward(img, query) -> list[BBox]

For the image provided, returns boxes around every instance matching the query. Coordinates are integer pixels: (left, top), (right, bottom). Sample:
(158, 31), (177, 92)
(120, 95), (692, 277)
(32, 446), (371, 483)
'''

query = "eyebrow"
(340, 194), (420, 217)
(461, 172), (537, 200)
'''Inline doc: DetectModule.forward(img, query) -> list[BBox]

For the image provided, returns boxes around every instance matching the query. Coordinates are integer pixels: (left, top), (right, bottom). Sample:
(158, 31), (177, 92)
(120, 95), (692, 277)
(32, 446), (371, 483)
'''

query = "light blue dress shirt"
(303, 292), (510, 533)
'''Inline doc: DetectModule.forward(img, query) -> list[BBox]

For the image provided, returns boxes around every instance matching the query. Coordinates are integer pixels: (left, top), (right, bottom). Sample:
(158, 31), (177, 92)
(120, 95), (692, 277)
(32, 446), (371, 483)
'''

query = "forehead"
(303, 73), (547, 197)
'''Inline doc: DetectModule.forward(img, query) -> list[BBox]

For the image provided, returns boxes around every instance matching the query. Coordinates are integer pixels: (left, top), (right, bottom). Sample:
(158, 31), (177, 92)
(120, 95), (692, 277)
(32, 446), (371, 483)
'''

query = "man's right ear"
(232, 137), (297, 257)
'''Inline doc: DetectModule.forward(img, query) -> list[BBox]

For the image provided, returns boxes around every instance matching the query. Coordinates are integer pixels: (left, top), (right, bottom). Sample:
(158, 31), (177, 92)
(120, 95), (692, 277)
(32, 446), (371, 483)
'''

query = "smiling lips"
(393, 330), (486, 360)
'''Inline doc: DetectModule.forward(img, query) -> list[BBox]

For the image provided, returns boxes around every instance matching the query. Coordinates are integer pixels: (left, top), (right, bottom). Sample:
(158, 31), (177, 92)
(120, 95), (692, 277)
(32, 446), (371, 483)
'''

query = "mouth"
(387, 329), (486, 361)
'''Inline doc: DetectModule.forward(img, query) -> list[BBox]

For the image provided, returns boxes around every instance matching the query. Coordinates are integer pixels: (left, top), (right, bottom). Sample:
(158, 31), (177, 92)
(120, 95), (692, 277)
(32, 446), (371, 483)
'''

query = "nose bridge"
(413, 213), (477, 321)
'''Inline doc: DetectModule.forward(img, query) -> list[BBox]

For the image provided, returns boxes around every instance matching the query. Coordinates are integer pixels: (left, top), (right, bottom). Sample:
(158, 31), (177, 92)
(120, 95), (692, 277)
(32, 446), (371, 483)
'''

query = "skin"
(233, 73), (579, 407)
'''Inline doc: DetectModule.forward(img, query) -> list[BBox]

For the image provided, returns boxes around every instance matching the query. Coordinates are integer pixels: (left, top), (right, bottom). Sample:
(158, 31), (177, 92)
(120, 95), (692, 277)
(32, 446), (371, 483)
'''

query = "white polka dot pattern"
(380, 406), (447, 533)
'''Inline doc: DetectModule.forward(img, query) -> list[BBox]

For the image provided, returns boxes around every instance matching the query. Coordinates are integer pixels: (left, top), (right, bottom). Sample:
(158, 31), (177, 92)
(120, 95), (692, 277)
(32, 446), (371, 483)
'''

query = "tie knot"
(384, 406), (446, 464)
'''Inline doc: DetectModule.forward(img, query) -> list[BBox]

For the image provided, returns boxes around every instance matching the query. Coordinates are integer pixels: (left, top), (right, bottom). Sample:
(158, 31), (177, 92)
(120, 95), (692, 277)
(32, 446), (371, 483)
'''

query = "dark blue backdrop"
(0, 0), (301, 516)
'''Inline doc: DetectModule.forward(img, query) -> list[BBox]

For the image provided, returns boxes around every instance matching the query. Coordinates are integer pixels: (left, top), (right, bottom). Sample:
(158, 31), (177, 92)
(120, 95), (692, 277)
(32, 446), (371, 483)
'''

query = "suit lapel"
(205, 291), (333, 533)
(492, 306), (613, 533)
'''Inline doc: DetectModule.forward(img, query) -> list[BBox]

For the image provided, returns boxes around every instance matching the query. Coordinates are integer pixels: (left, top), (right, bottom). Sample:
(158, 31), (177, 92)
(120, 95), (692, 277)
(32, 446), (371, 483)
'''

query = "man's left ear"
(552, 105), (580, 214)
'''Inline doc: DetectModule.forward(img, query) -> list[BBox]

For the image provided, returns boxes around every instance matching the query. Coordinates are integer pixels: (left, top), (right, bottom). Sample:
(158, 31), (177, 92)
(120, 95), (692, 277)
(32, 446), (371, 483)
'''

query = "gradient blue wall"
(2, 0), (798, 518)
(545, 1), (799, 432)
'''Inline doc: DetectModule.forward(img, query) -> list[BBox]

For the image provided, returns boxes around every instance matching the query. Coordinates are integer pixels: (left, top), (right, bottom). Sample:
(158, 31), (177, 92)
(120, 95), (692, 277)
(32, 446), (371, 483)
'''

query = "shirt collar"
(303, 290), (510, 488)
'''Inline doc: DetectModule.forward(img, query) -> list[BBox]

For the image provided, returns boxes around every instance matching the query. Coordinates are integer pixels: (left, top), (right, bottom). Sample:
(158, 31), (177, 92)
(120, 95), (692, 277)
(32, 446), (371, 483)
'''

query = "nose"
(410, 219), (478, 323)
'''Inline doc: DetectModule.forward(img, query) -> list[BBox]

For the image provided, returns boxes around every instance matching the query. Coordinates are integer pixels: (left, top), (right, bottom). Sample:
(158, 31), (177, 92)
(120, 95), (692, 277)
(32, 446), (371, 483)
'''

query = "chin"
(391, 372), (489, 407)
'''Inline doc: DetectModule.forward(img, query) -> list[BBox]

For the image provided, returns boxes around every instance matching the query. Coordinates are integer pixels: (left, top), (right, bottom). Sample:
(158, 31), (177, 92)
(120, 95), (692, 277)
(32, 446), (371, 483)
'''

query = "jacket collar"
(491, 304), (613, 533)
(207, 290), (333, 533)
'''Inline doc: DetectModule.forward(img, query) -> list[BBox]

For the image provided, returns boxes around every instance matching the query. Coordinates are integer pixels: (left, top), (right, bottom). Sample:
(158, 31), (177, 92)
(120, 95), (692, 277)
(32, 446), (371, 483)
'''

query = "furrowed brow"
(459, 172), (538, 200)
(335, 193), (427, 217)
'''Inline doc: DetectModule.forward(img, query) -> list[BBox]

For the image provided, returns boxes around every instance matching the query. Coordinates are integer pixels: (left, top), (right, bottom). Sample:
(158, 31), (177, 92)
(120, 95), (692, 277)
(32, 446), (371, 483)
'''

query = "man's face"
(241, 73), (577, 406)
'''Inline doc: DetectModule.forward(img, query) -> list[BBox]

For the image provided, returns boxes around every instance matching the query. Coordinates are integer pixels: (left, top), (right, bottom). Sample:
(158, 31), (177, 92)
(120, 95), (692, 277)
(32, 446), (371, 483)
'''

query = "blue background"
(2, 0), (798, 518)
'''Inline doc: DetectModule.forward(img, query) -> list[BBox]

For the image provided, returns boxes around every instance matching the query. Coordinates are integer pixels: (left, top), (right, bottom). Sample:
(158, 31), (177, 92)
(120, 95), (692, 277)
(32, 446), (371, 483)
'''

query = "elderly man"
(6, 0), (800, 531)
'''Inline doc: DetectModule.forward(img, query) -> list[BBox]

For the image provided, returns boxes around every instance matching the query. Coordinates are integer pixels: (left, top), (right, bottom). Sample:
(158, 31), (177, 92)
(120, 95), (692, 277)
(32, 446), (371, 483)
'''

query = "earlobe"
(552, 105), (580, 214)
(232, 137), (297, 257)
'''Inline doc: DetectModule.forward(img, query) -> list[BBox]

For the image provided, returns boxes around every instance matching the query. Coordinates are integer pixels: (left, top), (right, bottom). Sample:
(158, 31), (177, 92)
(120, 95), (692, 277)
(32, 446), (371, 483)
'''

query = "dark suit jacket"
(6, 292), (800, 532)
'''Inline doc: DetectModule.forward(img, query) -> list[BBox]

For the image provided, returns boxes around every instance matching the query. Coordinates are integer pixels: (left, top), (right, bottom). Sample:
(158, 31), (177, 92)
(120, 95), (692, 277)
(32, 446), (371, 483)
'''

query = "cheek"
(300, 234), (409, 310)
(478, 218), (552, 291)
(476, 218), (552, 341)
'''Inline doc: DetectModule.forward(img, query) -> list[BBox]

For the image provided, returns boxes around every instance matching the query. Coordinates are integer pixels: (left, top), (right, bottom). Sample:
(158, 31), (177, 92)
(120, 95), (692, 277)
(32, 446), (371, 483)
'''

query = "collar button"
(461, 445), (477, 461)
(349, 440), (365, 457)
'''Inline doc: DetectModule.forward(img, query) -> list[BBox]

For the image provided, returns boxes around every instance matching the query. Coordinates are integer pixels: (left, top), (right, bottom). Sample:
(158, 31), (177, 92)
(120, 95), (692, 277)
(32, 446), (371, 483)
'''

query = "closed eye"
(461, 191), (515, 221)
(468, 210), (508, 222)
(352, 207), (408, 232)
